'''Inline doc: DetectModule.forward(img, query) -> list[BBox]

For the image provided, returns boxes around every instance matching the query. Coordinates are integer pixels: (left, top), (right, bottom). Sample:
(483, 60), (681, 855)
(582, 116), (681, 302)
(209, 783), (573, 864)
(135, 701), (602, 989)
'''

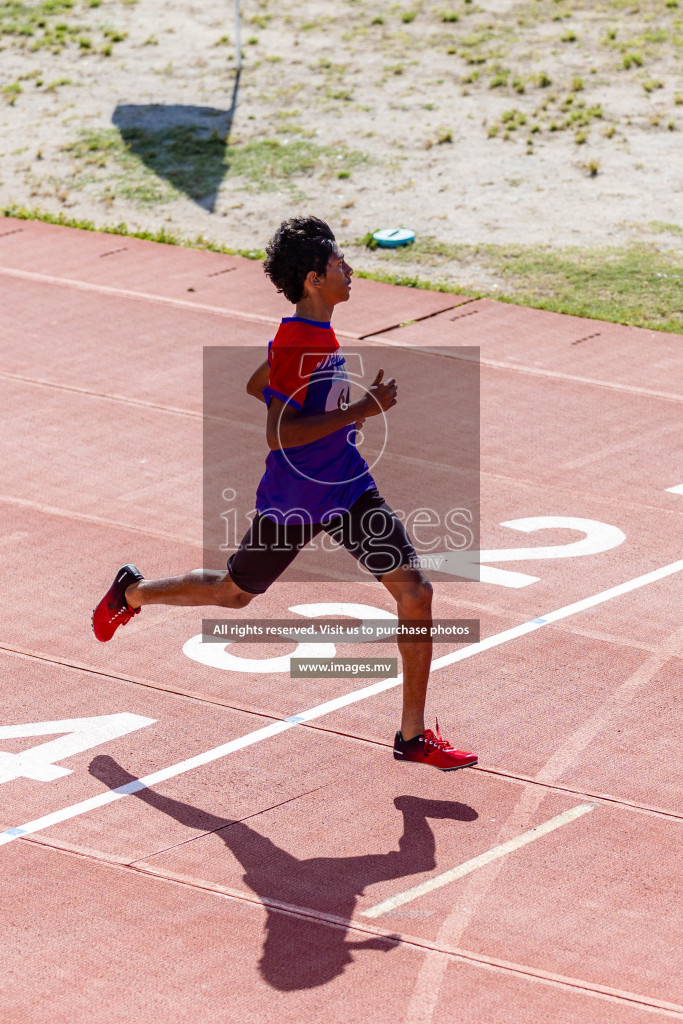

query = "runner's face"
(320, 246), (354, 305)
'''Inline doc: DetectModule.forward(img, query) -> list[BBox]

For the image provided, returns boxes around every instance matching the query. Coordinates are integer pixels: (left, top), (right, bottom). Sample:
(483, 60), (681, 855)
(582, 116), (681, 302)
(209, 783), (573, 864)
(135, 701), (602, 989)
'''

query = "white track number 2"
(436, 516), (626, 588)
(0, 714), (155, 784)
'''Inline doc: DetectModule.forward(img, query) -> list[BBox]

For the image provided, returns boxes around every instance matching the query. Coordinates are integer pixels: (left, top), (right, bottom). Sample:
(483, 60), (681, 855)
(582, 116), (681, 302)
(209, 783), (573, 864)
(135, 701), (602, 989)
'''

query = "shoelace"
(422, 719), (456, 753)
(110, 604), (139, 624)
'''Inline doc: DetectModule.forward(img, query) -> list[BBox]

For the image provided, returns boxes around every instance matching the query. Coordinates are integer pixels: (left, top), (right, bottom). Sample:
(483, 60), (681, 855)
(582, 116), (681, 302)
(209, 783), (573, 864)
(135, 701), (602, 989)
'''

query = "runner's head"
(263, 216), (353, 306)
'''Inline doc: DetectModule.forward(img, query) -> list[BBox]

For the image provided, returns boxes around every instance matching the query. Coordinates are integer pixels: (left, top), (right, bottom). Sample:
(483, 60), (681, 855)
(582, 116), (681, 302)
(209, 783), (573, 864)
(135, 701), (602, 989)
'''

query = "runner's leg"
(125, 511), (320, 609)
(380, 565), (433, 742)
(125, 571), (254, 610)
(322, 490), (431, 741)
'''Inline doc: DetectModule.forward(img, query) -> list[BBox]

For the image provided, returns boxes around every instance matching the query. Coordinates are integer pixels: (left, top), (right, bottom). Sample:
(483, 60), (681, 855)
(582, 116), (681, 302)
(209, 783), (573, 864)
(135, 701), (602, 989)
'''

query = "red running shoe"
(92, 564), (143, 642)
(393, 719), (477, 771)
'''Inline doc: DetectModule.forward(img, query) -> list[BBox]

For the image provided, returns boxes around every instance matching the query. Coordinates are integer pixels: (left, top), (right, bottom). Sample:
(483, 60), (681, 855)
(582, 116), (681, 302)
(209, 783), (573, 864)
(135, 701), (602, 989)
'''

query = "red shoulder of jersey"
(265, 320), (338, 411)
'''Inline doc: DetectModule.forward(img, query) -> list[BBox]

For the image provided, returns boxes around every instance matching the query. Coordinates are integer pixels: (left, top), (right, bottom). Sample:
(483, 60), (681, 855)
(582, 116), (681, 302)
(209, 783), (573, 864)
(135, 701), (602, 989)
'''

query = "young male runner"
(92, 216), (477, 772)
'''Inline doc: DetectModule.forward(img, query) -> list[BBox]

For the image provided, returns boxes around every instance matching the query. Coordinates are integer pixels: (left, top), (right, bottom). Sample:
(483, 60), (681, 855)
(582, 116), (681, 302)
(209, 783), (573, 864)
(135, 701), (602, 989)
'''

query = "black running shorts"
(227, 488), (417, 595)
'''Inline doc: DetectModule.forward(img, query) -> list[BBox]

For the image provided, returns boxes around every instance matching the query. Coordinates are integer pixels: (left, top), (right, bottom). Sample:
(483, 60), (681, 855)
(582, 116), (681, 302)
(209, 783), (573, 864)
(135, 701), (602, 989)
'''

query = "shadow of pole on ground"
(89, 754), (478, 991)
(111, 72), (240, 212)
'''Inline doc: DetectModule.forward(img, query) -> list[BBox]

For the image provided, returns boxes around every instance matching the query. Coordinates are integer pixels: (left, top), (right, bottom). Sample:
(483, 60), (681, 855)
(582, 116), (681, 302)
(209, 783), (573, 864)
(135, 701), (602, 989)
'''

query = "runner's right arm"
(266, 369), (397, 450)
(246, 360), (270, 404)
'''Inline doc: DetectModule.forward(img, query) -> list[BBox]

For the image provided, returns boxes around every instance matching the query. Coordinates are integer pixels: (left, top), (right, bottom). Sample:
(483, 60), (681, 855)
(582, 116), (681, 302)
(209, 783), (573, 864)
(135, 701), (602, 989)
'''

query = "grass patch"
(489, 70), (510, 89)
(0, 0), (76, 35)
(488, 107), (528, 137)
(62, 129), (178, 203)
(45, 74), (72, 89)
(484, 244), (683, 332)
(649, 220), (683, 235)
(0, 0), (128, 54)
(224, 137), (368, 189)
(2, 80), (22, 103)
(62, 127), (369, 204)
(1, 203), (266, 259)
(356, 234), (683, 332)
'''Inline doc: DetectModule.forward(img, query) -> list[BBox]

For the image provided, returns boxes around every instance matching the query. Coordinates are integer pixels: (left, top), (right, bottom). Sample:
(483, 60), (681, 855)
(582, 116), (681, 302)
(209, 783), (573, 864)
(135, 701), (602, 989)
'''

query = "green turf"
(59, 127), (369, 205)
(358, 234), (683, 333)
(1, 204), (265, 259)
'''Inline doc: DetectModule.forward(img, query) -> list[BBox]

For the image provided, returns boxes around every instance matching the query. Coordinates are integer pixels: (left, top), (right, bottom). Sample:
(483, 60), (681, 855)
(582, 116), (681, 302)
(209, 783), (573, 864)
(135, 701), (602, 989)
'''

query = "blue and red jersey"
(255, 317), (376, 523)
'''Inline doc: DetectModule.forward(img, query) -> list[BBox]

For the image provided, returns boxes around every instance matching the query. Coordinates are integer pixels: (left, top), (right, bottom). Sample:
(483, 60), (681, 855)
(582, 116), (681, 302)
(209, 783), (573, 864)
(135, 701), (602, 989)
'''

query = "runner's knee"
(396, 579), (433, 617)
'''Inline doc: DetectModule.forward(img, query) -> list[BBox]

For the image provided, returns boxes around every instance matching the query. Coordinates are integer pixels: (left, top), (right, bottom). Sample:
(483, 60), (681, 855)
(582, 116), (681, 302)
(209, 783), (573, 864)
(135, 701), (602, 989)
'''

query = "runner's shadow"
(112, 71), (239, 211)
(89, 755), (477, 991)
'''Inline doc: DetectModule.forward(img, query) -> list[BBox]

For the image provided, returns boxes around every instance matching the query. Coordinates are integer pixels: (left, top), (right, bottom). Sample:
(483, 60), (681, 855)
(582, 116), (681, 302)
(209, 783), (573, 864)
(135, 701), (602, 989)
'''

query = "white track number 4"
(0, 714), (155, 784)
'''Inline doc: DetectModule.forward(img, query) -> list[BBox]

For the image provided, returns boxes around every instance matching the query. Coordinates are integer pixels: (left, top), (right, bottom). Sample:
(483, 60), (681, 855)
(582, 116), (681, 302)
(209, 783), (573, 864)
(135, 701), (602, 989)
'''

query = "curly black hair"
(263, 216), (336, 304)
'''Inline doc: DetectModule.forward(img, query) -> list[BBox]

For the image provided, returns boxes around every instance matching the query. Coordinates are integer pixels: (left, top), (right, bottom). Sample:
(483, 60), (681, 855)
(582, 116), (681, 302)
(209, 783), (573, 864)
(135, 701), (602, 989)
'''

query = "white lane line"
(2, 557), (682, 848)
(0, 720), (292, 844)
(365, 337), (683, 404)
(0, 265), (357, 341)
(0, 265), (277, 327)
(362, 803), (595, 918)
(666, 484), (683, 495)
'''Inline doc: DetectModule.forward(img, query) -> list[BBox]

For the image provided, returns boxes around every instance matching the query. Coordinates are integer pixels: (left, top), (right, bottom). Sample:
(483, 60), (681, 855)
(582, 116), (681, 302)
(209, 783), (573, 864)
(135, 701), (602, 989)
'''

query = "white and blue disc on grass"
(372, 228), (416, 248)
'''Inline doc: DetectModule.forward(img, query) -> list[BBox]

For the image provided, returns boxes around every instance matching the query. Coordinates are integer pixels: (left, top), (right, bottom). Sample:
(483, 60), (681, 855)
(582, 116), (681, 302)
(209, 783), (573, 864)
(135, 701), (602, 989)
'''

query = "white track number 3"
(0, 714), (155, 784)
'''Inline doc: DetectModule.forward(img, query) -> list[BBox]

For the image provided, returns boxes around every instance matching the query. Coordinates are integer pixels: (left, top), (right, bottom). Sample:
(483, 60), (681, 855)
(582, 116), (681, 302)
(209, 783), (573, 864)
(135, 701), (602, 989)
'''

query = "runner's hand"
(357, 368), (397, 418)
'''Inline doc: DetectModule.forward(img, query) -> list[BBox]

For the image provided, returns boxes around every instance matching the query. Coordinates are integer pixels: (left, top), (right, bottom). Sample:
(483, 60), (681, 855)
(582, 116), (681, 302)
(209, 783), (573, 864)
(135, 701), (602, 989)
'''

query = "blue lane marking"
(285, 715), (305, 724)
(532, 618), (548, 624)
(4, 827), (27, 837)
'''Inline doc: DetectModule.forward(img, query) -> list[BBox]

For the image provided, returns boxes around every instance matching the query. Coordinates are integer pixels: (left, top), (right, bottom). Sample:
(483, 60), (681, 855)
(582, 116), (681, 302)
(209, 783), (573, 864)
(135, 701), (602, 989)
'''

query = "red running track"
(1, 218), (682, 1024)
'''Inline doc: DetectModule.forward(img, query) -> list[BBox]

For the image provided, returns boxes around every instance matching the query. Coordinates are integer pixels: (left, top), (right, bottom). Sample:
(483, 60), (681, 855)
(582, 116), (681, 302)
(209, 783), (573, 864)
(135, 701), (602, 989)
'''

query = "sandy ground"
(1, 0), (682, 287)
